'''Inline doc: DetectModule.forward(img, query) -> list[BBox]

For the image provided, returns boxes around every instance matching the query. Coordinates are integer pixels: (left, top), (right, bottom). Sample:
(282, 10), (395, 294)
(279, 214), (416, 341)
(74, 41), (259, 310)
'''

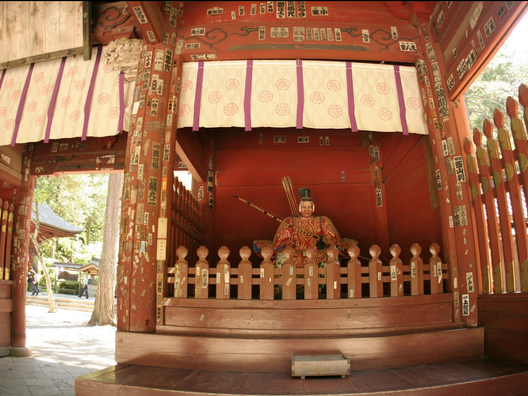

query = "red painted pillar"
(10, 147), (36, 356)
(117, 2), (181, 332)
(417, 23), (479, 327)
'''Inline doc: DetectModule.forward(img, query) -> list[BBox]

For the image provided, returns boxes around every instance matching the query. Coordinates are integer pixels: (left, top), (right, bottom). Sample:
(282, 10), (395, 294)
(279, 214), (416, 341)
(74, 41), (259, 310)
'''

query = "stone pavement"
(0, 293), (116, 396)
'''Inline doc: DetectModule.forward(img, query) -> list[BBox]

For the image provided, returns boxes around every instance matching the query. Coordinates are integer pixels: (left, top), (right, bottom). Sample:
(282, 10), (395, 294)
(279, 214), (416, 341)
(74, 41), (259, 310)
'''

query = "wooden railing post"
(369, 245), (383, 297)
(474, 128), (506, 294)
(238, 246), (252, 300)
(484, 118), (517, 293)
(347, 244), (362, 299)
(429, 243), (442, 294)
(171, 246), (188, 298)
(410, 243), (424, 296)
(195, 246), (209, 299)
(508, 92), (528, 292)
(259, 245), (274, 300)
(281, 246), (297, 300)
(216, 246), (231, 299)
(170, 176), (202, 268)
(496, 105), (528, 292)
(389, 244), (403, 297)
(165, 241), (453, 302)
(303, 246), (318, 300)
(464, 137), (491, 294)
(516, 85), (528, 196)
(326, 245), (341, 299)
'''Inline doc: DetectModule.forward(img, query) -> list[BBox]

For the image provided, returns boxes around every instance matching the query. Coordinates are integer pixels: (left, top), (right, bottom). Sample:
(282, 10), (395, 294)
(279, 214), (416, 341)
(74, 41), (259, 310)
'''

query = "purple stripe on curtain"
(11, 64), (35, 147)
(244, 60), (253, 131)
(45, 57), (67, 143)
(118, 72), (125, 132)
(0, 69), (6, 90)
(82, 46), (103, 141)
(394, 65), (409, 136)
(296, 59), (304, 129)
(346, 62), (358, 132)
(193, 61), (205, 132)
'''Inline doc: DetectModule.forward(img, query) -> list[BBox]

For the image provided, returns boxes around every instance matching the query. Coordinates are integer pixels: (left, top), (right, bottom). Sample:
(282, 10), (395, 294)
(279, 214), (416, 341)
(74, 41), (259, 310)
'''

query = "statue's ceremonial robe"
(271, 216), (351, 267)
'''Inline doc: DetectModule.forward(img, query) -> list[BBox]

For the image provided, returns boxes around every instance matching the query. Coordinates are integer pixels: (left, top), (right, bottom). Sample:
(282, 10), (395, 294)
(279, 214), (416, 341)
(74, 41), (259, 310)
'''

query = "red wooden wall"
(382, 133), (442, 264)
(478, 294), (528, 366)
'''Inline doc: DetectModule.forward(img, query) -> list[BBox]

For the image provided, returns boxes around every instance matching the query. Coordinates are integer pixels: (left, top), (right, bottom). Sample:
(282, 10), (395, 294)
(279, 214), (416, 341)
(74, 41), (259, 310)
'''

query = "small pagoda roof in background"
(29, 203), (84, 254)
(32, 203), (84, 236)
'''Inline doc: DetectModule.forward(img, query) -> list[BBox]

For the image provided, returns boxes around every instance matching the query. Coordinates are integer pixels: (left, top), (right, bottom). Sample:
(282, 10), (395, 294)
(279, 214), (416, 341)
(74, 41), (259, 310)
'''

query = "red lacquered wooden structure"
(0, 1), (528, 395)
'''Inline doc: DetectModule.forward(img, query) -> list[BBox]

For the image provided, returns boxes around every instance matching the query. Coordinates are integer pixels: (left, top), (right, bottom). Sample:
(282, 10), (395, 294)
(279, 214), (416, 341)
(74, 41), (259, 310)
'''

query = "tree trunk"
(88, 172), (123, 326)
(29, 233), (58, 313)
(30, 202), (58, 313)
(87, 216), (92, 245)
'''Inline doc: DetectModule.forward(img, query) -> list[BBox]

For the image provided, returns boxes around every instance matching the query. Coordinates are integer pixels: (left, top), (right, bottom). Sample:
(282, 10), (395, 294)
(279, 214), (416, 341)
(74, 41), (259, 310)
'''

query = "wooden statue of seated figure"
(253, 196), (357, 268)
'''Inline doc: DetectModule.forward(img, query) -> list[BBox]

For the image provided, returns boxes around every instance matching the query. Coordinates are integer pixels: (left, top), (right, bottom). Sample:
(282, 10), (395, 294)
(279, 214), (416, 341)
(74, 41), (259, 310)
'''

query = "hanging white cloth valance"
(0, 56), (428, 148)
(177, 60), (428, 135)
(0, 46), (134, 147)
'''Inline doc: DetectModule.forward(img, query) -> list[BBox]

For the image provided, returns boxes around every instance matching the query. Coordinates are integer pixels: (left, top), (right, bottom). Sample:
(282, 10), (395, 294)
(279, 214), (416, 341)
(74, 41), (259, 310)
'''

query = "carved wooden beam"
(126, 1), (165, 44)
(0, 48), (84, 71)
(92, 2), (137, 45)
(0, 162), (22, 186)
(30, 135), (128, 176)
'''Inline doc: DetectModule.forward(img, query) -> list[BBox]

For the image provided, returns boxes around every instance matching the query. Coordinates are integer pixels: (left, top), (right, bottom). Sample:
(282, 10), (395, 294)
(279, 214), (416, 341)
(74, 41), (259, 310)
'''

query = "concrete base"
(9, 346), (32, 357)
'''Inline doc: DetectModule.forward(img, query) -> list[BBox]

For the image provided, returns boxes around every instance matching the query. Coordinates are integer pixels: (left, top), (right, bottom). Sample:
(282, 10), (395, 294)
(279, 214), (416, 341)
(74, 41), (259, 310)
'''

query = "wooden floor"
(76, 358), (528, 396)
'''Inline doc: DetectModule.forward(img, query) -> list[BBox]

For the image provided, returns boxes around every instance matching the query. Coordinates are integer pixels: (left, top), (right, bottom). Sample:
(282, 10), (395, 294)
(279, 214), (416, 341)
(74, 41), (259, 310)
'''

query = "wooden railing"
(170, 176), (201, 267)
(167, 243), (448, 300)
(464, 84), (528, 294)
(0, 200), (14, 281)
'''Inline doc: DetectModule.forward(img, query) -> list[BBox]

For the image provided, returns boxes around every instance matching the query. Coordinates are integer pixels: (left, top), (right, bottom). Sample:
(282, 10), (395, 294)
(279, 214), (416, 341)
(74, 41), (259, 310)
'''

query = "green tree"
(464, 41), (528, 136)
(33, 172), (122, 326)
(34, 173), (109, 263)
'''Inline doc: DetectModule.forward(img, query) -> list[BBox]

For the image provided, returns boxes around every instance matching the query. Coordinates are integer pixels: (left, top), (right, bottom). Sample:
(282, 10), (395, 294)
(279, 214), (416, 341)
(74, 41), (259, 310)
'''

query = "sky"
(501, 13), (528, 63)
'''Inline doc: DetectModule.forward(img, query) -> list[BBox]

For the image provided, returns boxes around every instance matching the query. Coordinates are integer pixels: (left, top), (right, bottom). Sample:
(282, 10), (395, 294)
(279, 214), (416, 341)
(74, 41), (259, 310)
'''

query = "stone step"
(27, 300), (94, 312)
(27, 296), (94, 312)
(26, 293), (115, 313)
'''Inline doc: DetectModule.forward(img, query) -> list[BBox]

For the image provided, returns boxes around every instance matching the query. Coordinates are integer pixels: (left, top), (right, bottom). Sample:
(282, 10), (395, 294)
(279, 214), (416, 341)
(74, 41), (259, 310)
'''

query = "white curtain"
(177, 60), (428, 135)
(0, 46), (134, 147)
(0, 57), (428, 148)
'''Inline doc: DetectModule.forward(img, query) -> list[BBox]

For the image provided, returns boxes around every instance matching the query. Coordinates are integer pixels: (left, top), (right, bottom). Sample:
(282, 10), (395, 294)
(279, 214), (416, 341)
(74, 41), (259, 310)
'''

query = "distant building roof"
(79, 263), (99, 275)
(32, 203), (84, 234)
(51, 262), (84, 270)
(50, 257), (101, 272)
(50, 257), (101, 275)
(90, 257), (100, 266)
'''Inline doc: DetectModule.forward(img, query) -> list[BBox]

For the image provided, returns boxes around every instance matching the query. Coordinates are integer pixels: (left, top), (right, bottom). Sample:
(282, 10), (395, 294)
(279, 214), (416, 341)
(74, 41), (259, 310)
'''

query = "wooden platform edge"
(115, 327), (484, 373)
(74, 363), (528, 396)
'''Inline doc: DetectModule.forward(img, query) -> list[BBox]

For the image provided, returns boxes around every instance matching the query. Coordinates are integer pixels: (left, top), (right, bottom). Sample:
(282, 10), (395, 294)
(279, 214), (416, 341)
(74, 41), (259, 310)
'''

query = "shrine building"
(0, 1), (528, 395)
